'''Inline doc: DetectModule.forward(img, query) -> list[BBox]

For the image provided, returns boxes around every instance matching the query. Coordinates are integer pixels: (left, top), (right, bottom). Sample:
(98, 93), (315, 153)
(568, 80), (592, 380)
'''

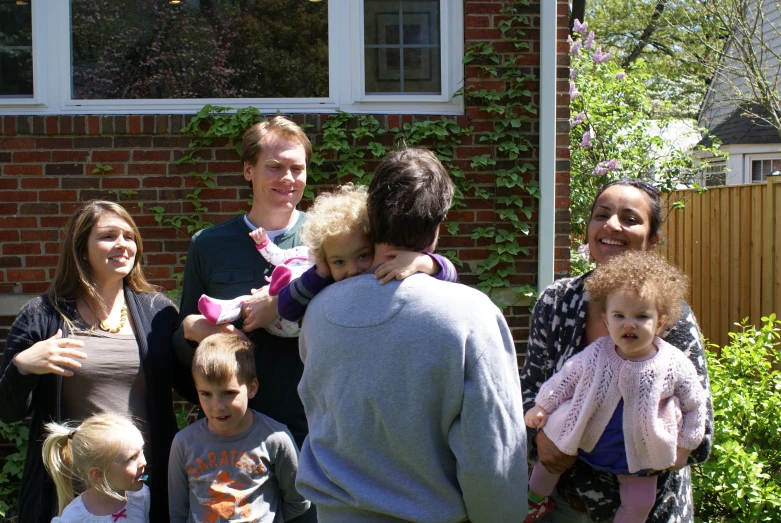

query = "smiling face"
(323, 228), (374, 282)
(603, 290), (665, 361)
(243, 132), (307, 229)
(86, 213), (137, 287)
(587, 185), (659, 266)
(101, 431), (146, 494)
(195, 371), (258, 437)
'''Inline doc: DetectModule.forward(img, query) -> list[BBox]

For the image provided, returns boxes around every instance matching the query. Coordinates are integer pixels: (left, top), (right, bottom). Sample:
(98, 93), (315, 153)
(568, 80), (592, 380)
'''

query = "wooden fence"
(660, 176), (781, 348)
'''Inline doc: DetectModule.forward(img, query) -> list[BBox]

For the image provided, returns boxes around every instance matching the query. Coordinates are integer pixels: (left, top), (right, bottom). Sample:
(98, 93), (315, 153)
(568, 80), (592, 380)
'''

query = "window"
(0, 0), (463, 115)
(750, 158), (781, 183)
(701, 161), (727, 187)
(0, 0), (32, 99)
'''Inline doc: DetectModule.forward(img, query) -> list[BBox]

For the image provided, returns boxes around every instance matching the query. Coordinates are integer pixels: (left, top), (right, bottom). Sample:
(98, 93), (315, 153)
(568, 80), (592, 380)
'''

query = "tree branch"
(622, 0), (668, 68)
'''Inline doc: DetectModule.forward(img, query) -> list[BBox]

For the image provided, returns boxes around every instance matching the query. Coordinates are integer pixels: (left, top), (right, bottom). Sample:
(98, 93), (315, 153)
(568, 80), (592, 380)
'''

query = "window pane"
(364, 0), (441, 95)
(0, 1), (33, 98)
(752, 160), (763, 183)
(70, 0), (328, 100)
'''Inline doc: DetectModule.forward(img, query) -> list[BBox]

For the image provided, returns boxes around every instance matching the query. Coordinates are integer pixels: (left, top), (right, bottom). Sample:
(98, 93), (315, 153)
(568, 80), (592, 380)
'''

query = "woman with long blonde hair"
(0, 200), (195, 523)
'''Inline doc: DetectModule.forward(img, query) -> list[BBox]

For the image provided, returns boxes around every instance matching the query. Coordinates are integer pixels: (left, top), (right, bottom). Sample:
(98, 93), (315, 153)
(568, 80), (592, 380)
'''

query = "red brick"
(21, 282), (50, 293)
(465, 14), (490, 27)
(0, 230), (19, 241)
(0, 216), (37, 228)
(40, 217), (68, 228)
(88, 116), (100, 135)
(45, 164), (85, 175)
(207, 162), (242, 173)
(21, 229), (58, 241)
(102, 177), (140, 189)
(0, 179), (17, 190)
(3, 243), (42, 255)
(93, 150), (130, 162)
(459, 249), (491, 260)
(465, 28), (502, 40)
(144, 266), (171, 279)
(0, 137), (34, 149)
(0, 203), (18, 214)
(39, 190), (77, 202)
(25, 255), (60, 267)
(128, 163), (167, 175)
(52, 150), (89, 162)
(143, 176), (181, 188)
(45, 116), (58, 135)
(13, 151), (50, 162)
(36, 137), (74, 149)
(0, 190), (36, 202)
(133, 150), (170, 162)
(129, 115), (142, 134)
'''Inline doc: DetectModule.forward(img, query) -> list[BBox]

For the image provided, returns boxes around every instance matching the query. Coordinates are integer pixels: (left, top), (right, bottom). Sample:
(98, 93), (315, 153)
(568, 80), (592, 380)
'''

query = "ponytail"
(42, 422), (77, 516)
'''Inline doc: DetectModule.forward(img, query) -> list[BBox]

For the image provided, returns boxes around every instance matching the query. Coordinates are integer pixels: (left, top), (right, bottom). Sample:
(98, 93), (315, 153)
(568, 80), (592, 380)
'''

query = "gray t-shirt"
(168, 409), (310, 523)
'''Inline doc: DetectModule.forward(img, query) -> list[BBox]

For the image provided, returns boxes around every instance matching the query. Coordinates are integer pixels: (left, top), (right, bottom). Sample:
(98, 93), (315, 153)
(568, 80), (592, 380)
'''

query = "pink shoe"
(198, 294), (249, 325)
(523, 496), (555, 522)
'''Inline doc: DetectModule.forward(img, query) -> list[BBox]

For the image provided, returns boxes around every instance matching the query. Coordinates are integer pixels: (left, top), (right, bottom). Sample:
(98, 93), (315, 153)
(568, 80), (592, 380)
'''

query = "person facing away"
(197, 183), (457, 333)
(522, 251), (707, 523)
(43, 412), (150, 522)
(168, 333), (310, 523)
(295, 147), (528, 523)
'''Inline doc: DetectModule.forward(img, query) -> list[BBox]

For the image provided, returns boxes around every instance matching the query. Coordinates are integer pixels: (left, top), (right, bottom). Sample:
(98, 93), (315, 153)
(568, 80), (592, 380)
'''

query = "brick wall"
(0, 0), (572, 361)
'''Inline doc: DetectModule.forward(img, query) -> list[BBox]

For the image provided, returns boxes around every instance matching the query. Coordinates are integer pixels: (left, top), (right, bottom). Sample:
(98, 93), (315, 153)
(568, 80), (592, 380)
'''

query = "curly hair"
(585, 251), (688, 327)
(300, 184), (370, 257)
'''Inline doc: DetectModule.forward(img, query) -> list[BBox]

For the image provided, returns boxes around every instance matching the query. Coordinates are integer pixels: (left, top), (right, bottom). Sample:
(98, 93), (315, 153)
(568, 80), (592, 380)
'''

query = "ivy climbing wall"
(0, 0), (572, 362)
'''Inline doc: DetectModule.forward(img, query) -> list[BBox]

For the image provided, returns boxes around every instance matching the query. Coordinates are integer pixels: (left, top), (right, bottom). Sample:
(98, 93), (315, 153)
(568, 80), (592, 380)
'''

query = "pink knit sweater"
(536, 336), (707, 473)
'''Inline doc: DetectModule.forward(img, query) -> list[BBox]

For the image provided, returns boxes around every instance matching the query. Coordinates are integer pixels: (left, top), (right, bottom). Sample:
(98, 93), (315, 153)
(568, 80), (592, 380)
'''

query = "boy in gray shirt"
(168, 333), (310, 522)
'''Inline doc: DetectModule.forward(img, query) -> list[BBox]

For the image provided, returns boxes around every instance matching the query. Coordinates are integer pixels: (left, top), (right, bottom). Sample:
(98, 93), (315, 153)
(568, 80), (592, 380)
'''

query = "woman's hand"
(669, 447), (692, 470)
(12, 329), (87, 377)
(374, 251), (435, 284)
(524, 406), (549, 429)
(241, 286), (279, 332)
(535, 429), (577, 474)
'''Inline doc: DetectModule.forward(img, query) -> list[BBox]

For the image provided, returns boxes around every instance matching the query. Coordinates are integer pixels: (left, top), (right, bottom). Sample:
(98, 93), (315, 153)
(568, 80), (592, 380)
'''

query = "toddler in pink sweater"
(523, 251), (707, 523)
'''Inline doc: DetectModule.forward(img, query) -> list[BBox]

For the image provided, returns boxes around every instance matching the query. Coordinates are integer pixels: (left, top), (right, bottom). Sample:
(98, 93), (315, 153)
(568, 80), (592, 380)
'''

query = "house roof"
(701, 104), (780, 146)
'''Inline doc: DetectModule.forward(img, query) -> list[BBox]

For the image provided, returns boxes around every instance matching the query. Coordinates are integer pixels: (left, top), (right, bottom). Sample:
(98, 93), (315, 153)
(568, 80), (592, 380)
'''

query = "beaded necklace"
(98, 303), (128, 333)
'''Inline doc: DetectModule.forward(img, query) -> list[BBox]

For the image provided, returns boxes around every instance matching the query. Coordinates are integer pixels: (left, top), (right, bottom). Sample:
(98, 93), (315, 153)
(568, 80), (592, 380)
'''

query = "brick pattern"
(0, 0), (571, 358)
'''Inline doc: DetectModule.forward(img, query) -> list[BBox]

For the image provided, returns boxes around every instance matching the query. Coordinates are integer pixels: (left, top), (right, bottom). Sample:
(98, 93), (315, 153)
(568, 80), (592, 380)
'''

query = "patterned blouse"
(520, 273), (714, 523)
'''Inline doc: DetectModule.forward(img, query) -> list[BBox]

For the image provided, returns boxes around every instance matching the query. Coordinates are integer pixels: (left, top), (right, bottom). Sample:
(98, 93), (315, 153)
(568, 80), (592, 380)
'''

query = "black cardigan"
(0, 289), (196, 523)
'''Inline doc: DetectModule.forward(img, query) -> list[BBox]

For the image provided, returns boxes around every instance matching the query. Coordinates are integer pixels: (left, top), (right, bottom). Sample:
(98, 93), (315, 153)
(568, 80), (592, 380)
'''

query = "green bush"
(0, 420), (28, 517)
(693, 315), (781, 522)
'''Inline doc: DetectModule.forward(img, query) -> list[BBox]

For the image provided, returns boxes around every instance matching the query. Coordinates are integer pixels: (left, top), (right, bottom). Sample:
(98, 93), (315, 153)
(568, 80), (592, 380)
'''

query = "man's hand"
(242, 286), (279, 332)
(183, 314), (245, 344)
(535, 429), (577, 474)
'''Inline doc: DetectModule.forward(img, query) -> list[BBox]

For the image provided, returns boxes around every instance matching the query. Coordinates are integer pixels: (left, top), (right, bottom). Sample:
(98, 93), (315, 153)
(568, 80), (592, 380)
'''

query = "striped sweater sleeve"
(277, 266), (333, 322)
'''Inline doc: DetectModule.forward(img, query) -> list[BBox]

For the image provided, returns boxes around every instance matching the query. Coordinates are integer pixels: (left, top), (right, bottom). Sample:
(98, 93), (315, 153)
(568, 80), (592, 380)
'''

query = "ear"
(243, 161), (254, 183)
(647, 232), (660, 251)
(247, 379), (259, 400)
(656, 315), (667, 335)
(87, 466), (104, 484)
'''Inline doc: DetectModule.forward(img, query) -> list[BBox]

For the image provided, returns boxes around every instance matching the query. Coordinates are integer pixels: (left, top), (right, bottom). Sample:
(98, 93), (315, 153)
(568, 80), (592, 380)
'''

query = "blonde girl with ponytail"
(42, 412), (150, 522)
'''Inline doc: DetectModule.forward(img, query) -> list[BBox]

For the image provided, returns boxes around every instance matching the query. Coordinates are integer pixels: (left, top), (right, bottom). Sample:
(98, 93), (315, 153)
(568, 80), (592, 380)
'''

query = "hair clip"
(67, 429), (77, 440)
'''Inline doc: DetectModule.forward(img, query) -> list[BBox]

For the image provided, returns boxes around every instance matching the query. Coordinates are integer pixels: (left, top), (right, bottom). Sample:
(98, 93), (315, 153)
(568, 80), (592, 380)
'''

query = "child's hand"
(249, 228), (268, 246)
(313, 250), (331, 280)
(524, 406), (548, 429)
(375, 250), (437, 285)
(670, 447), (692, 470)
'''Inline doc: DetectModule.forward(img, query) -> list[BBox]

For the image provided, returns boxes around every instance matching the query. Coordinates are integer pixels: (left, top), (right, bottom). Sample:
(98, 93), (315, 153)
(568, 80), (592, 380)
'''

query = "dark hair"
(367, 148), (454, 251)
(589, 179), (663, 240)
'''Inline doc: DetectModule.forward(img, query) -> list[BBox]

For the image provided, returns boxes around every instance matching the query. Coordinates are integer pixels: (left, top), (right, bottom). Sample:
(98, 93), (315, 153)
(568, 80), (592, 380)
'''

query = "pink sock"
(198, 294), (250, 324)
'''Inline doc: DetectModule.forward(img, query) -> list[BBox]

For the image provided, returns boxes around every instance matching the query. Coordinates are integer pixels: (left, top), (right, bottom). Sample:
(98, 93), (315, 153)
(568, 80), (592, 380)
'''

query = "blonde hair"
(42, 413), (142, 516)
(585, 250), (689, 328)
(48, 200), (156, 324)
(193, 333), (257, 386)
(300, 183), (370, 258)
(241, 115), (313, 167)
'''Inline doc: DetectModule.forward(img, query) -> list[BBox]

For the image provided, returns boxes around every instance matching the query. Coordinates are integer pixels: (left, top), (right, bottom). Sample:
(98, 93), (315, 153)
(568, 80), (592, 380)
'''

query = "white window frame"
(0, 0), (463, 115)
(747, 154), (781, 184)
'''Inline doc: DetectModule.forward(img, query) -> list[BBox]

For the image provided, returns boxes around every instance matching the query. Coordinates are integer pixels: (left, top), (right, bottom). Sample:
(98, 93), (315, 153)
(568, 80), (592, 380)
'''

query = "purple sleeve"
(277, 265), (333, 322)
(426, 252), (458, 283)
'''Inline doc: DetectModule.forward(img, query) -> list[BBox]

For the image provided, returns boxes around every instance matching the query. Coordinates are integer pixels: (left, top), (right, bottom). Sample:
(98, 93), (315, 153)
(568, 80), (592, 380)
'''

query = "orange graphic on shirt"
(200, 470), (254, 522)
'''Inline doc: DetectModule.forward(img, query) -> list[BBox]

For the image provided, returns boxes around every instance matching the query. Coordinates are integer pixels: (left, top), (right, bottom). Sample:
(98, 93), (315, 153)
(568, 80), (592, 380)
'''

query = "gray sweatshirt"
(168, 410), (310, 522)
(297, 272), (528, 523)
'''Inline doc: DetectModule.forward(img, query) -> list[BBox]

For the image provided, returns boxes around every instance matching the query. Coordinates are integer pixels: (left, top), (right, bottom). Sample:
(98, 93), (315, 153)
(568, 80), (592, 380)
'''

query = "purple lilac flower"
(569, 81), (580, 100)
(593, 159), (618, 175)
(570, 68), (578, 79)
(593, 48), (611, 64)
(577, 243), (590, 259)
(616, 72), (626, 81)
(573, 19), (588, 34)
(570, 112), (586, 126)
(570, 41), (582, 56)
(580, 131), (591, 148)
(567, 35), (573, 44)
(584, 31), (595, 49)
